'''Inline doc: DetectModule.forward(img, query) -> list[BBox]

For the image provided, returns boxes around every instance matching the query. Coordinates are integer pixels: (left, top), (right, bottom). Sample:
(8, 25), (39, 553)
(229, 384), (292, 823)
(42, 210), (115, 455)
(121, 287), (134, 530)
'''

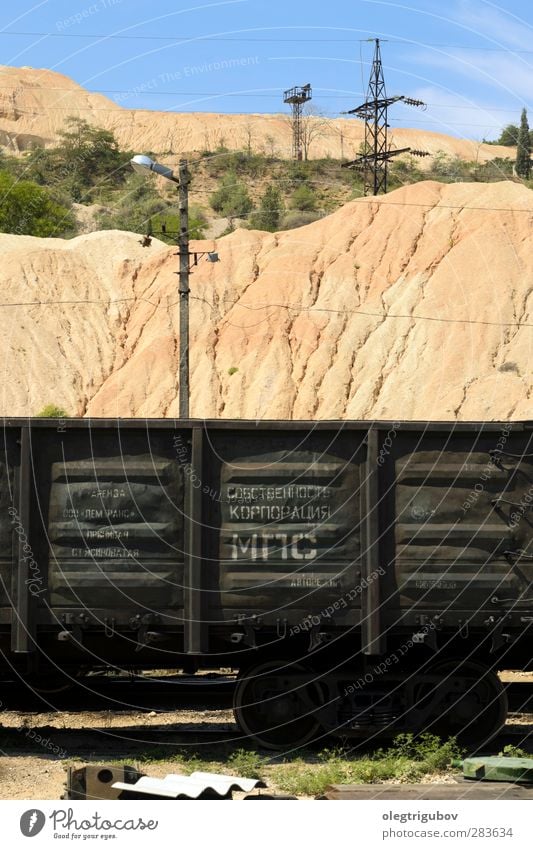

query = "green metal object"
(463, 757), (533, 784)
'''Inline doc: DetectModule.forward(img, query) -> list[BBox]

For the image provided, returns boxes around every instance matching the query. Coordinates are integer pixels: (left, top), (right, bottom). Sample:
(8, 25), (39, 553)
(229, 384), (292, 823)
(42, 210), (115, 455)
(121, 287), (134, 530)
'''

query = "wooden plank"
(323, 782), (533, 800)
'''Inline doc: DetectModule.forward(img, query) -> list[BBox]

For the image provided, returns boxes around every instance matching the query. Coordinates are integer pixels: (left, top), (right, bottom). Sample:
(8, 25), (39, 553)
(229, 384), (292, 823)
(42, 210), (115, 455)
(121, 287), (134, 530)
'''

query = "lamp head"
(130, 154), (176, 182)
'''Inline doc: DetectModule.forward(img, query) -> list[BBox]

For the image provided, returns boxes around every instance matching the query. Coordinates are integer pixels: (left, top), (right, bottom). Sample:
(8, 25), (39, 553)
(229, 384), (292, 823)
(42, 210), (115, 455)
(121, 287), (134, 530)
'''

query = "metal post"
(178, 159), (190, 419)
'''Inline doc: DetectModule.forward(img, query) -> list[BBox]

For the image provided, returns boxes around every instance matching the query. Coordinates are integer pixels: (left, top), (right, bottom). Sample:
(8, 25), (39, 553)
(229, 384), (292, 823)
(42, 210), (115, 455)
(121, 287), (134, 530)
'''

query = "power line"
(1, 291), (531, 330)
(0, 103), (520, 134)
(218, 299), (533, 328)
(1, 31), (533, 53)
(0, 296), (156, 307)
(0, 84), (526, 112)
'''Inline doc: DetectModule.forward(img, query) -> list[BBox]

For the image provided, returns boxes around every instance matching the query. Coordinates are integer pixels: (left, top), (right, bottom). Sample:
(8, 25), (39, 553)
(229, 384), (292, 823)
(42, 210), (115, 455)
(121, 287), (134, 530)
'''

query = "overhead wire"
(0, 30), (533, 52)
(3, 291), (531, 331)
(0, 86), (524, 112)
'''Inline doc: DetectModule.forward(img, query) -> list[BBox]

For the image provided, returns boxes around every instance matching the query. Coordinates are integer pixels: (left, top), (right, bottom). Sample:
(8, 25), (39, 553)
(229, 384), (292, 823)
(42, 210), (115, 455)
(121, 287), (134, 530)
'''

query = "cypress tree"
(516, 108), (531, 178)
(250, 184), (284, 232)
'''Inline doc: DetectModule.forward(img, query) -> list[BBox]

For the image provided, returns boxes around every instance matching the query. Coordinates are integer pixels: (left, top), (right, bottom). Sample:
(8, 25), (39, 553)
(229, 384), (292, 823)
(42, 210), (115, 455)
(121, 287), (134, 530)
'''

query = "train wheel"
(423, 659), (508, 747)
(234, 660), (323, 750)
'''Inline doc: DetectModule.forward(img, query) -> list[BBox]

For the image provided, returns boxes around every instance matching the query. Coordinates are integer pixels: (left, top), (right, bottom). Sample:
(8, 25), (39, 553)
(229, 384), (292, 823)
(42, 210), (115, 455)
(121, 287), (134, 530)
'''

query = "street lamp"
(130, 155), (218, 418)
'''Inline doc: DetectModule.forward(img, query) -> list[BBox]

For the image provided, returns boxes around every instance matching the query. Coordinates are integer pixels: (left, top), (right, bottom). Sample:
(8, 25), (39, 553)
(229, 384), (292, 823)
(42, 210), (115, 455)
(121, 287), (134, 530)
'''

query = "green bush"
(35, 404), (70, 418)
(97, 172), (208, 241)
(22, 118), (131, 204)
(280, 210), (321, 230)
(249, 184), (284, 231)
(204, 150), (268, 180)
(273, 734), (464, 797)
(428, 153), (475, 182)
(290, 184), (318, 211)
(209, 173), (253, 219)
(0, 171), (75, 237)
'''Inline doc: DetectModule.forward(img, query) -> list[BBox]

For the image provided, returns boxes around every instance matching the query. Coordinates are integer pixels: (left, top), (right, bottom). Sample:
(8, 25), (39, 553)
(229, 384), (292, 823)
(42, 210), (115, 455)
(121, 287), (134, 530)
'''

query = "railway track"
(2, 673), (533, 710)
(1, 675), (531, 756)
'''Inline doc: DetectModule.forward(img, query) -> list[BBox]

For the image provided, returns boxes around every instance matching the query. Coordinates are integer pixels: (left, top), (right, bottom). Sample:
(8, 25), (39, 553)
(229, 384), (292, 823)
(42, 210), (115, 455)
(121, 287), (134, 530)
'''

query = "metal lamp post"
(130, 155), (218, 419)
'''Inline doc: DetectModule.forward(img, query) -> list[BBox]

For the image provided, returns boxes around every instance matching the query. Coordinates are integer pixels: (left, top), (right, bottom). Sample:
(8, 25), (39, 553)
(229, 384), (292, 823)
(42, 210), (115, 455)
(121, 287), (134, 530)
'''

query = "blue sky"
(0, 0), (532, 140)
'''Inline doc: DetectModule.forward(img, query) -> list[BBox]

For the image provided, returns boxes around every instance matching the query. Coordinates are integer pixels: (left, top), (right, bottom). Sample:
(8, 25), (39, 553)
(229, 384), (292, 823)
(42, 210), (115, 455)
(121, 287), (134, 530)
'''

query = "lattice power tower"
(343, 39), (428, 195)
(283, 83), (312, 160)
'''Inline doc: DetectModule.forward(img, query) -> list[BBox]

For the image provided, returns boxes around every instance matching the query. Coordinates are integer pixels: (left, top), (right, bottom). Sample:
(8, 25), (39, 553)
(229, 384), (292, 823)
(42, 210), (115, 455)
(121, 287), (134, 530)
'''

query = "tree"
(282, 106), (329, 161)
(291, 184), (318, 211)
(243, 120), (256, 156)
(57, 117), (129, 181)
(0, 171), (75, 237)
(249, 184), (284, 231)
(491, 121), (533, 149)
(23, 118), (131, 202)
(516, 108), (531, 178)
(209, 173), (253, 220)
(496, 124), (519, 146)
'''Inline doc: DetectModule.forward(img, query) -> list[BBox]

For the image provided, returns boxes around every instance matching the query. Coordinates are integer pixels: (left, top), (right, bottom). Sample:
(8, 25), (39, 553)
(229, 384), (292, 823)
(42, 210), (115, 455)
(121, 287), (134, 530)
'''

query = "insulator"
(409, 149), (431, 157)
(403, 97), (427, 109)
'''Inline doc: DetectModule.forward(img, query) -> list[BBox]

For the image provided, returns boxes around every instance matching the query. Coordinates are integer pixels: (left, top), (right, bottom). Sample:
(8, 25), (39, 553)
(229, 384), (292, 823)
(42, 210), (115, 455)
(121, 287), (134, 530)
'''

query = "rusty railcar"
(0, 418), (532, 748)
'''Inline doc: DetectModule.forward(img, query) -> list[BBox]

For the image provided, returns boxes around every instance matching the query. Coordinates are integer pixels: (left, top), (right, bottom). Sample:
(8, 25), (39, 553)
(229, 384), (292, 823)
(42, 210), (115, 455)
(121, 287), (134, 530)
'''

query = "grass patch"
(53, 734), (463, 797)
(271, 734), (464, 797)
(227, 748), (267, 779)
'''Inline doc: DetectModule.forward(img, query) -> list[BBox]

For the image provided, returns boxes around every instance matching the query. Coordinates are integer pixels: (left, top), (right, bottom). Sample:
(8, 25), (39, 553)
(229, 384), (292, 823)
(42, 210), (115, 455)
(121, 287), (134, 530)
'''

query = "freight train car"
(0, 418), (532, 748)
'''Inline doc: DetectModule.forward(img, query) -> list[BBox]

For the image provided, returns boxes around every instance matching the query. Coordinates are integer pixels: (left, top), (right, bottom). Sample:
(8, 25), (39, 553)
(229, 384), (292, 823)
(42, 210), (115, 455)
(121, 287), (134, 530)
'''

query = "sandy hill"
(0, 64), (513, 165)
(0, 180), (531, 421)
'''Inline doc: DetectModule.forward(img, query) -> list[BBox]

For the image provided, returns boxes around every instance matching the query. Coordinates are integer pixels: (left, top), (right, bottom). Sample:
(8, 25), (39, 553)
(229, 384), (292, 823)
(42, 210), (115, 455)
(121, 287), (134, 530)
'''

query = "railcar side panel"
(203, 430), (366, 622)
(386, 429), (533, 610)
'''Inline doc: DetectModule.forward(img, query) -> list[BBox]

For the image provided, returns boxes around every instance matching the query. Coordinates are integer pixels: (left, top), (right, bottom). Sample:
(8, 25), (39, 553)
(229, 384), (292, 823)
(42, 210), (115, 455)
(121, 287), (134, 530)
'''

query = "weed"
(35, 404), (69, 418)
(499, 744), (528, 758)
(227, 748), (267, 779)
(272, 734), (463, 797)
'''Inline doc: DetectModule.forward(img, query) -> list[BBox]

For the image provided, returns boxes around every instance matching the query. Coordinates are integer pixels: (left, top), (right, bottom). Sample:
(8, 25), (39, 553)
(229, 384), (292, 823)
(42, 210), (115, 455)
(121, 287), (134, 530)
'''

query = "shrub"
(0, 171), (75, 237)
(273, 734), (463, 796)
(280, 210), (321, 230)
(249, 184), (284, 231)
(35, 404), (69, 418)
(22, 118), (131, 204)
(290, 184), (317, 211)
(209, 173), (253, 219)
